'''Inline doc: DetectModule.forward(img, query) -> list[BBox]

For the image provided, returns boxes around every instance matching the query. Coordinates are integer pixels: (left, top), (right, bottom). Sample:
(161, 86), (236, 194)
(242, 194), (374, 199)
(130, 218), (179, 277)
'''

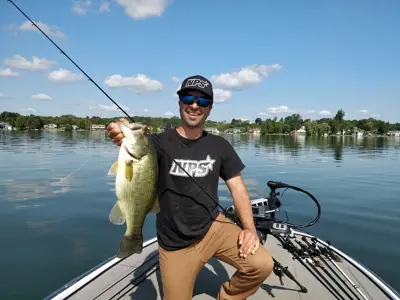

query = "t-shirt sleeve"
(219, 138), (246, 181)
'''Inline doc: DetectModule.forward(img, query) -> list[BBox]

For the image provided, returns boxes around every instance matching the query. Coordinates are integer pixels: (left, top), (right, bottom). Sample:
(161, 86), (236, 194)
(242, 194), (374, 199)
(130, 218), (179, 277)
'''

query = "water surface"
(0, 130), (399, 299)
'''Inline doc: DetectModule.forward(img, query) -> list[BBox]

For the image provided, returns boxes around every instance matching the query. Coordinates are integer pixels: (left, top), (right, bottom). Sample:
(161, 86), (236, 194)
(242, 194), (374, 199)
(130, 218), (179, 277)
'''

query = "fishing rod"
(302, 237), (365, 300)
(8, 0), (324, 234)
(305, 237), (369, 300)
(294, 237), (357, 300)
(6, 0), (131, 120)
(273, 233), (345, 300)
(6, 0), (232, 219)
(8, 0), (323, 232)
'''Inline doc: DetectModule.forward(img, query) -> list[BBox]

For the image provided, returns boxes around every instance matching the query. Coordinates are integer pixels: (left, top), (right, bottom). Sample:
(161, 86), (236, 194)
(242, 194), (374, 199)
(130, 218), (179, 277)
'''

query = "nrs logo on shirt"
(169, 155), (216, 177)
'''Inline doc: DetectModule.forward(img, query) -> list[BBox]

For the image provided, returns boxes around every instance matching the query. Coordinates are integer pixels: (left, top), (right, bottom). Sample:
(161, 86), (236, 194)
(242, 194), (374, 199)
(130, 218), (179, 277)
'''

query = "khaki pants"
(158, 213), (274, 300)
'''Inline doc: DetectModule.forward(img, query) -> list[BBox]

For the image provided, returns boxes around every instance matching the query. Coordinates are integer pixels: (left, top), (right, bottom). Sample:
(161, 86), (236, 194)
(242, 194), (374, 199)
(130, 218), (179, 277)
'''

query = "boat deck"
(53, 232), (394, 300)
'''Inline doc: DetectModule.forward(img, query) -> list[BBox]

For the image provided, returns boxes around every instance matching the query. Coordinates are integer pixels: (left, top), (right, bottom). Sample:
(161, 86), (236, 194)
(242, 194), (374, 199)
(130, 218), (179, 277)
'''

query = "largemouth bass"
(107, 119), (159, 259)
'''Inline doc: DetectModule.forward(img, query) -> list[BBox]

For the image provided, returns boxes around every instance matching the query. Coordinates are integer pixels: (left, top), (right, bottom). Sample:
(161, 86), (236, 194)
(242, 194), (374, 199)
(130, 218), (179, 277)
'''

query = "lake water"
(0, 130), (399, 299)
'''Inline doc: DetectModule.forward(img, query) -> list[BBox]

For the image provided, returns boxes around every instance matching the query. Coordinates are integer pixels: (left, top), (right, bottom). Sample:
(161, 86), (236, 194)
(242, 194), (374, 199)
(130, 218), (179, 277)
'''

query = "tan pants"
(158, 213), (274, 300)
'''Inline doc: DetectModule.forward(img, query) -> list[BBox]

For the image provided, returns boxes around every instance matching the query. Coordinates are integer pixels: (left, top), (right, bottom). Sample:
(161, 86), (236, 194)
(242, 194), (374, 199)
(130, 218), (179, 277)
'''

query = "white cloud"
(21, 108), (36, 114)
(16, 20), (66, 39)
(48, 69), (83, 83)
(72, 0), (92, 15)
(171, 76), (182, 83)
(319, 110), (332, 116)
(144, 108), (149, 112)
(266, 105), (294, 114)
(360, 109), (368, 113)
(258, 112), (270, 117)
(213, 88), (232, 103)
(32, 93), (52, 101)
(0, 93), (5, 98)
(116, 0), (169, 20)
(104, 74), (163, 93)
(306, 109), (316, 114)
(211, 64), (282, 90)
(99, 1), (111, 12)
(89, 103), (130, 112)
(4, 55), (57, 72)
(0, 68), (20, 77)
(164, 111), (174, 117)
(256, 105), (294, 118)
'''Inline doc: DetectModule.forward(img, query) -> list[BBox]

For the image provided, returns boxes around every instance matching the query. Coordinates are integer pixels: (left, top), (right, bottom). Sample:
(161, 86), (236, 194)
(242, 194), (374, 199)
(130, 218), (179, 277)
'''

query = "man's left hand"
(238, 229), (260, 258)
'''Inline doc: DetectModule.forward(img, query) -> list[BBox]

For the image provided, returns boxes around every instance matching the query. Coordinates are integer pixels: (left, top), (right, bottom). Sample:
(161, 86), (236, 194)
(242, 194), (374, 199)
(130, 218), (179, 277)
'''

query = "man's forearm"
(231, 185), (257, 232)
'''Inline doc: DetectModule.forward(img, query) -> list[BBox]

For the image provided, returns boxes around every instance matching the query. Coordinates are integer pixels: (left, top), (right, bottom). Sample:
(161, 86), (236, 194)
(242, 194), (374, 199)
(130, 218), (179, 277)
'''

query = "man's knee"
(251, 247), (274, 281)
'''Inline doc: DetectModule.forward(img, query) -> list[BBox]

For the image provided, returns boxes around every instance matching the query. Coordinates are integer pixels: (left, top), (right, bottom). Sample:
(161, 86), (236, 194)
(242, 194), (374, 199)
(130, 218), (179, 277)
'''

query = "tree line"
(1, 109), (399, 135)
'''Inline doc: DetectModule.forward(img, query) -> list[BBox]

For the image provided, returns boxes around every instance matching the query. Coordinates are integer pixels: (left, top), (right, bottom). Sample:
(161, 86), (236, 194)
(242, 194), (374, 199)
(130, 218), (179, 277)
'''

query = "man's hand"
(106, 118), (129, 146)
(238, 228), (260, 258)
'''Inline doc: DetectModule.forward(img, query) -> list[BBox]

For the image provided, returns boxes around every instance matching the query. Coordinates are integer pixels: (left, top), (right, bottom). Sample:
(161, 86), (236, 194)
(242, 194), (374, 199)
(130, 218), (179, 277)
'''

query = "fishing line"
(7, 0), (233, 224)
(59, 160), (88, 183)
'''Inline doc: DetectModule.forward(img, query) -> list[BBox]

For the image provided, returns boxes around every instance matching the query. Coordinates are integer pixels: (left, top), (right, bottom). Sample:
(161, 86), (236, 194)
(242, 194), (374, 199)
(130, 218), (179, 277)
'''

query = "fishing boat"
(44, 181), (400, 300)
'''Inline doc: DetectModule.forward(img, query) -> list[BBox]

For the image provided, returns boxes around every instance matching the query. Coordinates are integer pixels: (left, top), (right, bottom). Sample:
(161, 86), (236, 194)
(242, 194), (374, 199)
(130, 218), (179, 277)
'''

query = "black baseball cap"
(176, 75), (213, 102)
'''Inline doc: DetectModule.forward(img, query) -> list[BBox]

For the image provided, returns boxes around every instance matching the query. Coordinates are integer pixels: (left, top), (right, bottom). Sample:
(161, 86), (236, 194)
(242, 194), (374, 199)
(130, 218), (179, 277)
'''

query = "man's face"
(178, 90), (212, 129)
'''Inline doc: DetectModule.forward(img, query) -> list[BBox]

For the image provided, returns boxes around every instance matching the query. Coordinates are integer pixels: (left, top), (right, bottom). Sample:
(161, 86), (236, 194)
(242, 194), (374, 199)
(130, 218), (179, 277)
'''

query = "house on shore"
(388, 130), (400, 137)
(0, 122), (13, 130)
(205, 127), (219, 134)
(91, 124), (106, 130)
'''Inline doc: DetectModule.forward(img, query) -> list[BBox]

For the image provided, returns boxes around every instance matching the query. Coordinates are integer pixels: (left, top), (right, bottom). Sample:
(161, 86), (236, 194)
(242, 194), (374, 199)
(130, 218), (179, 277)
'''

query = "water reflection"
(1, 131), (399, 171)
(223, 133), (400, 163)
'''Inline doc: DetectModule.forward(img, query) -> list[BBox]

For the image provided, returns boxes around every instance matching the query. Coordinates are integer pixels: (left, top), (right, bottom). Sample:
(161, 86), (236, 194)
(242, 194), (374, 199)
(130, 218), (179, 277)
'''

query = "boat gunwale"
(293, 230), (400, 300)
(43, 237), (158, 300)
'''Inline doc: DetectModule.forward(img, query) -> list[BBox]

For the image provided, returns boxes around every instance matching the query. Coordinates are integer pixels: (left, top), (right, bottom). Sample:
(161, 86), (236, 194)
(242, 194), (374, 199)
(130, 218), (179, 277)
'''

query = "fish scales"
(107, 120), (159, 258)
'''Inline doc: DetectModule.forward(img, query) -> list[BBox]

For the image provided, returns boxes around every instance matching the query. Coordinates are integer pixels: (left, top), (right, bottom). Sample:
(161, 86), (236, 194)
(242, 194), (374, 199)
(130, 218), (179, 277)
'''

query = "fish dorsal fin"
(109, 202), (125, 225)
(108, 161), (118, 176)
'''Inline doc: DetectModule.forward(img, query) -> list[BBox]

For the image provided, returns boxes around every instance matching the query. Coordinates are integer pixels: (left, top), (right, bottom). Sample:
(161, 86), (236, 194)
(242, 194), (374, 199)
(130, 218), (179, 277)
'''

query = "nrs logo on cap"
(184, 78), (210, 89)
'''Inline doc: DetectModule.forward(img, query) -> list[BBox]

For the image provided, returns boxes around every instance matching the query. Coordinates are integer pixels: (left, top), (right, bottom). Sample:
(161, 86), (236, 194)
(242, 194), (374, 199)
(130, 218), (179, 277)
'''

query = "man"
(107, 75), (273, 299)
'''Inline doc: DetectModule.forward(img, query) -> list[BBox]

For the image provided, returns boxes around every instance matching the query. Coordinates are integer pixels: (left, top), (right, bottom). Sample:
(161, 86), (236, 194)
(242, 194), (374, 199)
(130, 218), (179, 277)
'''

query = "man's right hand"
(107, 121), (124, 146)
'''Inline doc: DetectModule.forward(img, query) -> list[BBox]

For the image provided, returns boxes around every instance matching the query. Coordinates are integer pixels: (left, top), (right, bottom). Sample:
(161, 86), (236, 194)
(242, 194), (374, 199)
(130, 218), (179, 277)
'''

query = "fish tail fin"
(117, 235), (143, 258)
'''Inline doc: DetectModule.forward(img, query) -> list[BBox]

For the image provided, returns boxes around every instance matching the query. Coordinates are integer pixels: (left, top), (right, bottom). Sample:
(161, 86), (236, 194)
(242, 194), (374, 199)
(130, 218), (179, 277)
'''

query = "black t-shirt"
(149, 129), (245, 251)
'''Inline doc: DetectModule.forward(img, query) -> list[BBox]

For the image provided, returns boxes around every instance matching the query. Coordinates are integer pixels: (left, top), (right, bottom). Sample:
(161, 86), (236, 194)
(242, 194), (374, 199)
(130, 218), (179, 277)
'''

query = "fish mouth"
(123, 144), (140, 160)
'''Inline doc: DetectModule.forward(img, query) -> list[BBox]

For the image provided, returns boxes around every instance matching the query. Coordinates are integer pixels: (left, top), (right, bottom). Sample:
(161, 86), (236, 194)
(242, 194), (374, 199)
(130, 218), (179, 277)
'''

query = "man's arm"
(225, 173), (256, 232)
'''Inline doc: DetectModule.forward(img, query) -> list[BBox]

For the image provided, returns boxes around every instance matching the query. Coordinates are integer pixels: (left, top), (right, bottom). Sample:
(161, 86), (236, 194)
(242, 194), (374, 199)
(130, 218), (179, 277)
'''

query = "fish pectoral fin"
(148, 197), (160, 214)
(108, 161), (119, 176)
(109, 202), (125, 225)
(125, 160), (134, 182)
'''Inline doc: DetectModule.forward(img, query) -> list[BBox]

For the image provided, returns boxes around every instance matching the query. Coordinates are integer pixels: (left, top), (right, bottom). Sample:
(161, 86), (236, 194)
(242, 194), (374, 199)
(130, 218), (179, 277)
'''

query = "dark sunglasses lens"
(180, 95), (211, 107)
(180, 95), (195, 104)
(197, 97), (211, 107)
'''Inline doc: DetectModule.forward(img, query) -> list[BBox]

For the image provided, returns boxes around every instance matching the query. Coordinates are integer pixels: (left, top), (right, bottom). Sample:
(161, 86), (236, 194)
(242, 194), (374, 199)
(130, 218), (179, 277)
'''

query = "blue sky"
(0, 0), (399, 123)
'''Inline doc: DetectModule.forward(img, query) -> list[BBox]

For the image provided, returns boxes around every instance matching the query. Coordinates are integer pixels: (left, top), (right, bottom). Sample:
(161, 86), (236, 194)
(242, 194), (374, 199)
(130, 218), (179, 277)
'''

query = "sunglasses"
(179, 95), (212, 107)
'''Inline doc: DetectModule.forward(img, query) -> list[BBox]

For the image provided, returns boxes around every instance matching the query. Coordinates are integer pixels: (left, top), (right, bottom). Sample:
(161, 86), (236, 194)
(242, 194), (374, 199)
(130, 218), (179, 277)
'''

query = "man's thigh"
(213, 214), (273, 275)
(158, 245), (206, 300)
